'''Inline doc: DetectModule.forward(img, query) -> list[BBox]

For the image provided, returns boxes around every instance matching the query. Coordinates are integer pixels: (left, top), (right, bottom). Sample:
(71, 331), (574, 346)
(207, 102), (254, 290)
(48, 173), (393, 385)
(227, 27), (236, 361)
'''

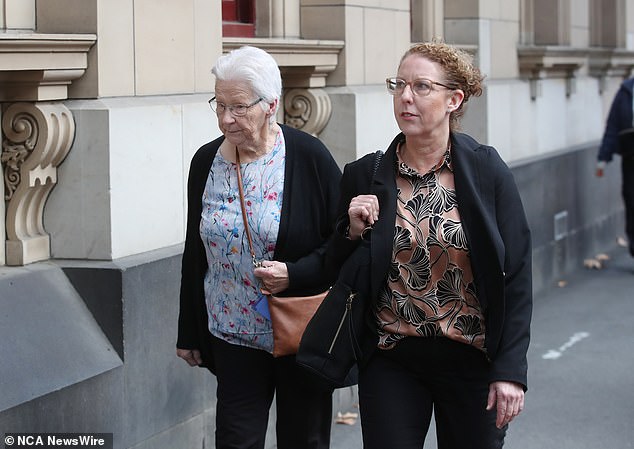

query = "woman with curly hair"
(327, 41), (533, 448)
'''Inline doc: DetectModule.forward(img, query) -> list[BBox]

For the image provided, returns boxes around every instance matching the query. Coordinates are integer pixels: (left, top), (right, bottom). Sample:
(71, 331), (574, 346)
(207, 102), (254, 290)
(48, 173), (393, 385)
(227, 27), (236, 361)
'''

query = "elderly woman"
(176, 46), (341, 449)
(328, 42), (533, 448)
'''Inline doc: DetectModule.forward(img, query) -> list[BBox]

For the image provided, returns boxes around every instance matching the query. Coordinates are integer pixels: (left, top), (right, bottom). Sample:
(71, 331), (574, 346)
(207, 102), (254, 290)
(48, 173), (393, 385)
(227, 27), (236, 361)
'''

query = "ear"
(447, 89), (465, 113)
(265, 98), (278, 117)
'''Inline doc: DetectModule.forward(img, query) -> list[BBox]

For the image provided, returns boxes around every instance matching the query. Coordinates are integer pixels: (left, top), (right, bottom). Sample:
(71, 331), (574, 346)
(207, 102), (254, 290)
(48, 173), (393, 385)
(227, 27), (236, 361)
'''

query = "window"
(590, 0), (625, 47)
(222, 0), (255, 38)
(533, 0), (570, 46)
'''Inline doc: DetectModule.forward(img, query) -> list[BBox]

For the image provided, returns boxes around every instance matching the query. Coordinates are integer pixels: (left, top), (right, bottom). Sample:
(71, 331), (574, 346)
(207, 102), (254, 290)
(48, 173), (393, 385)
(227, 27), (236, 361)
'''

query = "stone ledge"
(0, 32), (96, 101)
(518, 45), (587, 79)
(517, 46), (588, 99)
(223, 37), (344, 88)
(588, 48), (634, 92)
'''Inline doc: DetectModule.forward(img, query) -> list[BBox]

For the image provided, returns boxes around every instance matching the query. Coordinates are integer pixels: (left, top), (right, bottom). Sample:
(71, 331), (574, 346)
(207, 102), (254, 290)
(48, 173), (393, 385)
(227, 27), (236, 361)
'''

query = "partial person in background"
(596, 76), (634, 257)
(176, 45), (341, 449)
(326, 41), (533, 449)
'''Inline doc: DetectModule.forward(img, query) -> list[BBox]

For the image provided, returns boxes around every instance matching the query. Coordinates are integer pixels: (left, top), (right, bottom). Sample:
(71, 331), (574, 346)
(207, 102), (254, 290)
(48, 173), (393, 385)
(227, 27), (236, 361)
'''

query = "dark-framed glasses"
(385, 77), (453, 97)
(208, 96), (264, 116)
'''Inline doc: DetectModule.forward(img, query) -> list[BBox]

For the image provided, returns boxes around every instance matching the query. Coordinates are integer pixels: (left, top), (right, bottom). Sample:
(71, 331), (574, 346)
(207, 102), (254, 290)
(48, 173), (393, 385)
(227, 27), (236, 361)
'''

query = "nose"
(219, 109), (236, 125)
(400, 83), (414, 102)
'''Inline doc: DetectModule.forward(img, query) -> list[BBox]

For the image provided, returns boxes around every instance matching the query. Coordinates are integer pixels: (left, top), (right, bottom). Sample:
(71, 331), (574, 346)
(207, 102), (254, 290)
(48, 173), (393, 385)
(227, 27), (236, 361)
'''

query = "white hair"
(212, 46), (282, 121)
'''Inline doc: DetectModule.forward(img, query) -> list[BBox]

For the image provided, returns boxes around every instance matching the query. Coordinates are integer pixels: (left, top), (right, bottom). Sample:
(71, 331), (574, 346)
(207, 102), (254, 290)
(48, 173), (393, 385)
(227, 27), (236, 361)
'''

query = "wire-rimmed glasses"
(208, 97), (263, 116)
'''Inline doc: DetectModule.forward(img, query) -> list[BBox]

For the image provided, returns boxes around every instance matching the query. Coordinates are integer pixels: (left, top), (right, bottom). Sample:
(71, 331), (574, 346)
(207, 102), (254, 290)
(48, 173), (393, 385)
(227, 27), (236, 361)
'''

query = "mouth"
(400, 112), (418, 118)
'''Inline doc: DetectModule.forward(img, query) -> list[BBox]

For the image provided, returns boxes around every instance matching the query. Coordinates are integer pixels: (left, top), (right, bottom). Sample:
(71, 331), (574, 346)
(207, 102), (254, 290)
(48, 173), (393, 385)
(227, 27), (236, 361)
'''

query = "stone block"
(0, 263), (122, 412)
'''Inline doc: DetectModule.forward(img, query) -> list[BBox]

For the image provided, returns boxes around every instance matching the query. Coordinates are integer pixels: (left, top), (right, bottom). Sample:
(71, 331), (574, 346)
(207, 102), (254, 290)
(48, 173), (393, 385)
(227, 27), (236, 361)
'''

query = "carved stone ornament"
(1, 102), (75, 265)
(283, 88), (332, 136)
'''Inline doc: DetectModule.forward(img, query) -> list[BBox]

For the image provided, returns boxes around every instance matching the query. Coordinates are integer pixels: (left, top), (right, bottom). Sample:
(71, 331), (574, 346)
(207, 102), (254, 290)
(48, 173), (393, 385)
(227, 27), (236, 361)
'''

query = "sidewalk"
(329, 246), (634, 449)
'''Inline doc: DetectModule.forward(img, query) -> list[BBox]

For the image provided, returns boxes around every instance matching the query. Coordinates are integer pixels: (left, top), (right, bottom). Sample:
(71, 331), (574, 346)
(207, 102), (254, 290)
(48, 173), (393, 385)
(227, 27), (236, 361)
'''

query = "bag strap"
(235, 146), (260, 268)
(357, 150), (383, 240)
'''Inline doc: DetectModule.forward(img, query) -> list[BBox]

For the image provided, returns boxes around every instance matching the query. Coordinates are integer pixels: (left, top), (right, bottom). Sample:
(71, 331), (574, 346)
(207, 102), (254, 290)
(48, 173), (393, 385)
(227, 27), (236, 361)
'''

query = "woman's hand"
(253, 261), (289, 294)
(486, 381), (525, 429)
(177, 348), (202, 367)
(347, 194), (380, 240)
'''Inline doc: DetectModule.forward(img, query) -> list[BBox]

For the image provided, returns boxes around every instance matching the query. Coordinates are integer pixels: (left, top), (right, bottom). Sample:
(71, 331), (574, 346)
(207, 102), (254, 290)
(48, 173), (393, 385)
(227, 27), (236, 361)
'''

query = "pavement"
(330, 246), (634, 449)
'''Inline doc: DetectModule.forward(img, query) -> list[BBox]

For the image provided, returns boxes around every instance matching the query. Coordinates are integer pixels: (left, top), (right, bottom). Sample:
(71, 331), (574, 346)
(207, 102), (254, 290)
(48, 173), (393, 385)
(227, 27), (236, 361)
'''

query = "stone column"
(1, 0), (36, 29)
(256, 0), (300, 38)
(1, 102), (74, 265)
(411, 0), (444, 43)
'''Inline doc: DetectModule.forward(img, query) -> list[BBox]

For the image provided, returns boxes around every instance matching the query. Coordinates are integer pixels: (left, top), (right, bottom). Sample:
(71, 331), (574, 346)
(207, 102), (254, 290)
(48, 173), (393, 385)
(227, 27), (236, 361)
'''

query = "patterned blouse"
(199, 131), (285, 352)
(375, 144), (486, 352)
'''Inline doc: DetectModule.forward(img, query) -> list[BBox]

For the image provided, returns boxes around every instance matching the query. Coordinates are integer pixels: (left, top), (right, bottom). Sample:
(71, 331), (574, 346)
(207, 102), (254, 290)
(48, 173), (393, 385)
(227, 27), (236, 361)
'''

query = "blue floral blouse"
(199, 131), (285, 352)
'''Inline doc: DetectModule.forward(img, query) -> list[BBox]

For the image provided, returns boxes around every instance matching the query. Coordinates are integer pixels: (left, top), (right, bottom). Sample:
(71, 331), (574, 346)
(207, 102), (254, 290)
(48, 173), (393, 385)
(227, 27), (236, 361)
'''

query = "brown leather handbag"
(235, 147), (327, 357)
(267, 291), (328, 357)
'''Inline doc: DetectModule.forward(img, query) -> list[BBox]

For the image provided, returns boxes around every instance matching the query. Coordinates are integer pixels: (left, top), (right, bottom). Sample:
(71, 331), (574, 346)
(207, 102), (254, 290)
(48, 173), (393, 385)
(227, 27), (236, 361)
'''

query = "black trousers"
(358, 337), (506, 449)
(210, 335), (333, 449)
(622, 156), (634, 256)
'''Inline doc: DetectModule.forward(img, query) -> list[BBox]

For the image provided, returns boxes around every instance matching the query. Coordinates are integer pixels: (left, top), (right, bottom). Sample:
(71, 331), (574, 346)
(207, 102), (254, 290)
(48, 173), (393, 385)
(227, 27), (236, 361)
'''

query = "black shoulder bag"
(296, 150), (383, 389)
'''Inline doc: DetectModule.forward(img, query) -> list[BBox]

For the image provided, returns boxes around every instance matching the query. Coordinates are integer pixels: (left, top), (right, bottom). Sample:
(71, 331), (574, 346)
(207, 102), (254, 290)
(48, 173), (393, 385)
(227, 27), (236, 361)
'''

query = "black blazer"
(328, 132), (533, 389)
(177, 124), (342, 371)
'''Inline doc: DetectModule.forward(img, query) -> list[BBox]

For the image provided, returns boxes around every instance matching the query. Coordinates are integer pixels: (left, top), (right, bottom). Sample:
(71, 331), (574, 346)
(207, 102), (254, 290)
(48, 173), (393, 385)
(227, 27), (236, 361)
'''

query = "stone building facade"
(1, 1), (633, 448)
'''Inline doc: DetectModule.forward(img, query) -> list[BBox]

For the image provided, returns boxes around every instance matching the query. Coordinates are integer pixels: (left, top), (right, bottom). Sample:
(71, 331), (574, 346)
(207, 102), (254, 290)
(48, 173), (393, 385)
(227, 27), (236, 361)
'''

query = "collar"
(395, 141), (453, 178)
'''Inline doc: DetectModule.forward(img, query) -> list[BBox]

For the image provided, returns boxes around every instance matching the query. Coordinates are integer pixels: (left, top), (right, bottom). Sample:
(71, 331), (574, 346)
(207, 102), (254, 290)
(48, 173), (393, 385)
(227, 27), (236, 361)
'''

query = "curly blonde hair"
(400, 40), (484, 130)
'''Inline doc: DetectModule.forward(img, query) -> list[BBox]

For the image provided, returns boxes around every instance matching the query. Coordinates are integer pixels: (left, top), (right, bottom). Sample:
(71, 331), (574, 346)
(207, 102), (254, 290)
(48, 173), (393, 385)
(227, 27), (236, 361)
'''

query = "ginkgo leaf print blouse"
(199, 131), (285, 353)
(375, 144), (486, 352)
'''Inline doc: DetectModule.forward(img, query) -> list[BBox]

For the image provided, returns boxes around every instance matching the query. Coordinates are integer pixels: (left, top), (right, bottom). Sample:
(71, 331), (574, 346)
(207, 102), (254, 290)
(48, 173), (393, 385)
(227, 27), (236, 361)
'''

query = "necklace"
(399, 139), (451, 174)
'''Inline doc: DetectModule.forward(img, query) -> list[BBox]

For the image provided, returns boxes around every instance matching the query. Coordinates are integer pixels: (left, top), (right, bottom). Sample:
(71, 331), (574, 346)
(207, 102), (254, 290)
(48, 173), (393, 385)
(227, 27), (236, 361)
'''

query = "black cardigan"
(327, 132), (533, 389)
(177, 124), (342, 370)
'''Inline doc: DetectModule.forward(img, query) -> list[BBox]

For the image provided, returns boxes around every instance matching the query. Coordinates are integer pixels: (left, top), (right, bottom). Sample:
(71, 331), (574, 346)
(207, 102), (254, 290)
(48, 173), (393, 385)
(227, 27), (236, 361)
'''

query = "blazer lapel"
(451, 136), (505, 284)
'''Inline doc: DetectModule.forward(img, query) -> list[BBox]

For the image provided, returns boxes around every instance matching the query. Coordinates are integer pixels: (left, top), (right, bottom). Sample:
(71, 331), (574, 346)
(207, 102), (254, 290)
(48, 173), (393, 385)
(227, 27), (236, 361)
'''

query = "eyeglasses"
(385, 77), (453, 97)
(208, 97), (263, 116)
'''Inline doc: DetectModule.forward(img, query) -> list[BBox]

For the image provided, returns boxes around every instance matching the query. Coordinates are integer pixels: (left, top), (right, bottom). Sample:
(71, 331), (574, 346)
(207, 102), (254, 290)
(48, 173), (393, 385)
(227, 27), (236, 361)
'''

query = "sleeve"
(176, 150), (208, 350)
(598, 81), (634, 163)
(284, 140), (343, 292)
(489, 152), (533, 389)
(323, 155), (375, 284)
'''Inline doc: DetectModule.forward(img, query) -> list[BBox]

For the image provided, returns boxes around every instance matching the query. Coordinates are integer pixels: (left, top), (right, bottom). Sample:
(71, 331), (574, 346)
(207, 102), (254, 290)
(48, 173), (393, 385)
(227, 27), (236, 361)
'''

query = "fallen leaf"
(583, 258), (602, 269)
(595, 253), (610, 261)
(617, 237), (628, 247)
(335, 411), (359, 426)
(557, 280), (568, 288)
